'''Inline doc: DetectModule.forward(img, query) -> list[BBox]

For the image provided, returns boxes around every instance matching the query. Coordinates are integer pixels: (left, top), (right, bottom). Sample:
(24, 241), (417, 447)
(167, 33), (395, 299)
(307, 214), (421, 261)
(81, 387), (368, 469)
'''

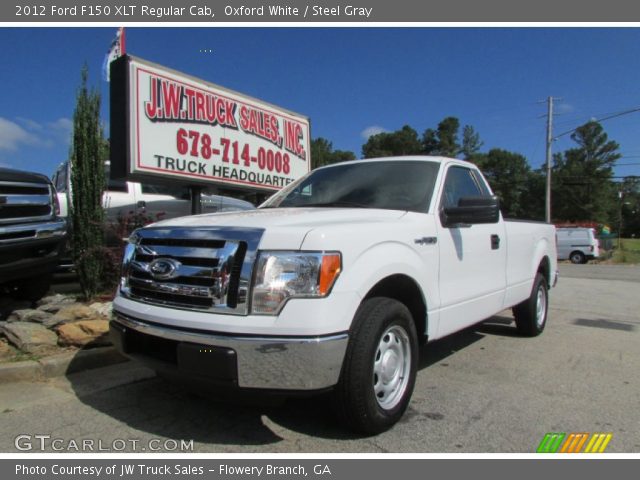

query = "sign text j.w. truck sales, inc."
(110, 55), (310, 191)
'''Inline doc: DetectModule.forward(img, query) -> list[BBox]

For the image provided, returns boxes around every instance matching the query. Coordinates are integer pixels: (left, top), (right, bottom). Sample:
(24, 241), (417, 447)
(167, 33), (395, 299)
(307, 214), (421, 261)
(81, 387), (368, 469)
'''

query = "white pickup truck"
(111, 156), (558, 434)
(52, 161), (255, 223)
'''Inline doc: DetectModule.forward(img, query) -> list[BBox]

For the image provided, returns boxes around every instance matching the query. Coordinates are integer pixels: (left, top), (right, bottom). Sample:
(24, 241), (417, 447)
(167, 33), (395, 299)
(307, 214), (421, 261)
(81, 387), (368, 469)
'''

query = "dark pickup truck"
(0, 167), (67, 301)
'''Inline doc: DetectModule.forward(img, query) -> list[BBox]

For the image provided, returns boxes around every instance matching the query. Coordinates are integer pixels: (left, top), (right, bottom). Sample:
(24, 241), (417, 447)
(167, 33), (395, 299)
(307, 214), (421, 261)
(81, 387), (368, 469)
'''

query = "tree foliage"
(552, 121), (621, 223)
(362, 125), (423, 158)
(422, 117), (460, 157)
(70, 65), (107, 300)
(461, 125), (484, 160)
(470, 149), (532, 218)
(619, 177), (640, 236)
(311, 138), (355, 169)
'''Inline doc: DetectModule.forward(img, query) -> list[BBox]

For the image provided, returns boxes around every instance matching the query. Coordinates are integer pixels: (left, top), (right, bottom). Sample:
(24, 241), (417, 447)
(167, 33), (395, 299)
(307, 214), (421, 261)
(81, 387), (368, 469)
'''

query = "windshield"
(261, 160), (440, 213)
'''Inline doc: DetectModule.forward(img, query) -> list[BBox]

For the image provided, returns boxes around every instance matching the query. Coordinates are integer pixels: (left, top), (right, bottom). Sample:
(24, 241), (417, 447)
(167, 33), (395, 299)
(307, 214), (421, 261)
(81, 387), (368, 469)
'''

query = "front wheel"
(334, 297), (418, 435)
(513, 273), (548, 337)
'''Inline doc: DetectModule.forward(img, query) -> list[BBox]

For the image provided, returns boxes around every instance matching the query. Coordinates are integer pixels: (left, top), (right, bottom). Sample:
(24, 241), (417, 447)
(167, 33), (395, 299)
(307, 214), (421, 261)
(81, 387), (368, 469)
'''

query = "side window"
(141, 183), (190, 199)
(441, 166), (483, 208)
(107, 178), (128, 193)
(472, 171), (492, 196)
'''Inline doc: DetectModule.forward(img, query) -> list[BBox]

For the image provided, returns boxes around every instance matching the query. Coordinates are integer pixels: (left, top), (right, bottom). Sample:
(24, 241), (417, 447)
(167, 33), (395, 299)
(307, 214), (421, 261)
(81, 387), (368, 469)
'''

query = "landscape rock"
(37, 294), (78, 314)
(0, 321), (59, 354)
(6, 309), (54, 324)
(49, 304), (104, 327)
(37, 294), (76, 307)
(89, 302), (112, 318)
(0, 299), (33, 320)
(0, 339), (14, 360)
(56, 320), (111, 347)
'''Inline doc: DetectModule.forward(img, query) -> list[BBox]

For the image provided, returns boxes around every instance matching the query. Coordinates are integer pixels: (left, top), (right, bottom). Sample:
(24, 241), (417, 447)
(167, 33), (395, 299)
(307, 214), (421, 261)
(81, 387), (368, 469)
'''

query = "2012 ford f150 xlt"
(111, 156), (558, 433)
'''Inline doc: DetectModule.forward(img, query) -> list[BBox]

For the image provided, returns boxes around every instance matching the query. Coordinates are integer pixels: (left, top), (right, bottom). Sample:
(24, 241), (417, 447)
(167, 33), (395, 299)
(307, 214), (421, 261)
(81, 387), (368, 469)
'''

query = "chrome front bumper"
(111, 311), (349, 391)
(0, 219), (66, 244)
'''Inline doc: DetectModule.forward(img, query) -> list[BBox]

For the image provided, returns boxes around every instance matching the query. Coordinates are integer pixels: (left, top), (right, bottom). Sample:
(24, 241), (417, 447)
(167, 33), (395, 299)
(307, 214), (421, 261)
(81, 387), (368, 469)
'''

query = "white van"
(556, 227), (600, 264)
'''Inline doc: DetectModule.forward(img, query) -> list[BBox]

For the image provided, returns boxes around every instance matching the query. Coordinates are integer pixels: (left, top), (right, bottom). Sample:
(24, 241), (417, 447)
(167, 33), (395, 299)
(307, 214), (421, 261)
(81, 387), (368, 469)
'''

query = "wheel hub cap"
(536, 286), (547, 328)
(373, 325), (411, 410)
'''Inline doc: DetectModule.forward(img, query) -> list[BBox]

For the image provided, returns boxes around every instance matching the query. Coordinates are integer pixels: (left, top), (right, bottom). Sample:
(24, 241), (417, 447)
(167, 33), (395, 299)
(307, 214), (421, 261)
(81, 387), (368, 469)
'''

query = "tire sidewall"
(570, 251), (585, 264)
(346, 298), (418, 432)
(531, 274), (549, 334)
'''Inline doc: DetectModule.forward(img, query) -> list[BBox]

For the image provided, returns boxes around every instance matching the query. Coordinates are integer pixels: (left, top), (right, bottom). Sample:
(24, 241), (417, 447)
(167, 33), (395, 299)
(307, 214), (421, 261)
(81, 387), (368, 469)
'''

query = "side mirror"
(441, 196), (500, 227)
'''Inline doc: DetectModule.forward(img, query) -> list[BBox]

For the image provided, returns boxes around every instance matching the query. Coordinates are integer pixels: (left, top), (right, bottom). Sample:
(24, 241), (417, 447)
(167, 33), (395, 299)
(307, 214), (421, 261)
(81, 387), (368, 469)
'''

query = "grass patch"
(611, 238), (640, 264)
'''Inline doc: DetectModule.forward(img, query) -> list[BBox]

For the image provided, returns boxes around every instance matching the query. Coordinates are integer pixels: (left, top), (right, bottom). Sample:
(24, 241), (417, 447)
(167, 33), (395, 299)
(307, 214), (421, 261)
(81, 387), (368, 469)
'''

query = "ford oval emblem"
(148, 258), (181, 280)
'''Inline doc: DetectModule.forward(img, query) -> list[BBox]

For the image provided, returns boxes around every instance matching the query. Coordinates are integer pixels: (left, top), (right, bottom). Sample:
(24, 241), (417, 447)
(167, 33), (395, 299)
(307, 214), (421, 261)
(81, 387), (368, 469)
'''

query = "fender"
(531, 236), (551, 284)
(335, 240), (439, 338)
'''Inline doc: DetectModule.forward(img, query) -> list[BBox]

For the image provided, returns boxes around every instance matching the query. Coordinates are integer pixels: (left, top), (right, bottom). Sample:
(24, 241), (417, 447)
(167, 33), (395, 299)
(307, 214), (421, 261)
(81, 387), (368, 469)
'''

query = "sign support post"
(190, 186), (202, 215)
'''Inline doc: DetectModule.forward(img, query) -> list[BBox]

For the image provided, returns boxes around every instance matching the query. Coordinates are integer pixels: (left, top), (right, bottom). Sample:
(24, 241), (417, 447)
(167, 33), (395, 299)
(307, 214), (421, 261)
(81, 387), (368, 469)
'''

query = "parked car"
(0, 167), (66, 300)
(111, 156), (558, 434)
(556, 227), (600, 264)
(52, 161), (255, 225)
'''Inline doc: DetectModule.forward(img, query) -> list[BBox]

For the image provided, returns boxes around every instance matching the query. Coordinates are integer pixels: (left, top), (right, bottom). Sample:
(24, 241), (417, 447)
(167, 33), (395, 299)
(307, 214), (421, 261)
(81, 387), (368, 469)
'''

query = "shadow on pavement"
(61, 313), (519, 446)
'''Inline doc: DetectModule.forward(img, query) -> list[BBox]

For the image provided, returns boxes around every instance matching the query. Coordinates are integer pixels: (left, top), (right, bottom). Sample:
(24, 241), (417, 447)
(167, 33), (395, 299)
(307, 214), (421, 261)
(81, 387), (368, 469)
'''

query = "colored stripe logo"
(537, 432), (612, 453)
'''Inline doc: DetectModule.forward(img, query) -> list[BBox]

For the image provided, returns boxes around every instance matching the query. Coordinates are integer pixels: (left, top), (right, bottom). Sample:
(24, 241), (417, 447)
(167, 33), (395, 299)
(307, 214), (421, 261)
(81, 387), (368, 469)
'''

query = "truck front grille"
(121, 227), (264, 316)
(0, 181), (53, 224)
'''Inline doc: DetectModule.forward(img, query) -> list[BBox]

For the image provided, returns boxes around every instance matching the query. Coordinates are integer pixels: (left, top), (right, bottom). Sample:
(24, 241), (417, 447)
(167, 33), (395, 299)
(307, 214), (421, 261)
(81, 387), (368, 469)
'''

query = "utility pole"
(545, 96), (554, 224)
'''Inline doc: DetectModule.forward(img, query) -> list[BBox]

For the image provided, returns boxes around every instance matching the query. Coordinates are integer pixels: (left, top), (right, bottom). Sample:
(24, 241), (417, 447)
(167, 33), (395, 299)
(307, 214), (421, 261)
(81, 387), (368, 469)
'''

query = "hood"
(146, 207), (408, 250)
(150, 207), (406, 229)
(0, 167), (51, 185)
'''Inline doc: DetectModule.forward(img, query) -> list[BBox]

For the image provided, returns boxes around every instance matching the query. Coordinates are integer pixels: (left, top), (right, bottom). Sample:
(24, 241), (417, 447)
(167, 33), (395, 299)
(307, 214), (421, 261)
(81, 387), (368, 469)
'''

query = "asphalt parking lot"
(1, 264), (638, 453)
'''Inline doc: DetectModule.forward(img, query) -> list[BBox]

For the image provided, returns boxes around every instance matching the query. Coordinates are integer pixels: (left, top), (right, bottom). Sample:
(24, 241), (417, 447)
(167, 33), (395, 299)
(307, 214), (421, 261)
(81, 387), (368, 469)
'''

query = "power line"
(553, 106), (640, 140)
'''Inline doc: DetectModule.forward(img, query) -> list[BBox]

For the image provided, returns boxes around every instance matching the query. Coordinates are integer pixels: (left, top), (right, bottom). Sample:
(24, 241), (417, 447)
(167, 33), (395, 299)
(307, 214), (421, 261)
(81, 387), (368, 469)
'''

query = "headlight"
(251, 251), (341, 315)
(119, 230), (140, 292)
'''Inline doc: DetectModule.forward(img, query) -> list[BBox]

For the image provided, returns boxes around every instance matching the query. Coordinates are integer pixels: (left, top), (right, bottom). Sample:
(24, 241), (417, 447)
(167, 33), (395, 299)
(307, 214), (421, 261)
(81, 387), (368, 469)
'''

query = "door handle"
(491, 234), (500, 250)
(137, 200), (146, 210)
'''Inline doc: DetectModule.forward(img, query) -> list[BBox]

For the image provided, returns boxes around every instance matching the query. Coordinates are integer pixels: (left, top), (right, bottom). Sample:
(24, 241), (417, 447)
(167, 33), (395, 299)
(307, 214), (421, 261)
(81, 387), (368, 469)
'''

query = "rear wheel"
(513, 273), (548, 337)
(334, 297), (418, 435)
(569, 251), (586, 264)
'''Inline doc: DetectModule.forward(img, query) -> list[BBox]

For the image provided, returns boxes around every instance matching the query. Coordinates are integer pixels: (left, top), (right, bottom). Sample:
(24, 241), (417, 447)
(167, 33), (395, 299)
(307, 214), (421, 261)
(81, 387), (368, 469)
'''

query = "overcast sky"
(1, 27), (639, 181)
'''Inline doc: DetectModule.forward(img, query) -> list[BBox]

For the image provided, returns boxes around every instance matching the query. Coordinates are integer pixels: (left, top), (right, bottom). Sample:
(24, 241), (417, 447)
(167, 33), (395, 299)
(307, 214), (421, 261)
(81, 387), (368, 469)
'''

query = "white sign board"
(111, 56), (310, 191)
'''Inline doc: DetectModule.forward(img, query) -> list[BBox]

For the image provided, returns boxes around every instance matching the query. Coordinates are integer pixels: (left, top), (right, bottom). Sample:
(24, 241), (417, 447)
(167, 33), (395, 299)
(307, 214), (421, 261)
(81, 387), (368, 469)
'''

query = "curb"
(0, 346), (128, 384)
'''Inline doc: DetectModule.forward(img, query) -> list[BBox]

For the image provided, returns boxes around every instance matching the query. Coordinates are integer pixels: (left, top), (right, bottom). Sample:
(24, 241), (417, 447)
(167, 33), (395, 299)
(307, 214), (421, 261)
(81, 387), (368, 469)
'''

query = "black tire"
(334, 297), (418, 435)
(569, 251), (586, 264)
(9, 275), (52, 302)
(513, 273), (548, 337)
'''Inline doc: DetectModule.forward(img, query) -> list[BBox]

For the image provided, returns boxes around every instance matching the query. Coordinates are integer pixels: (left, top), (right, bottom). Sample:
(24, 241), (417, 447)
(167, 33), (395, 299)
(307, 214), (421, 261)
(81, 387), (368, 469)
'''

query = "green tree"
(520, 169), (547, 222)
(422, 116), (460, 157)
(552, 121), (620, 223)
(471, 149), (532, 218)
(461, 125), (484, 160)
(362, 125), (422, 158)
(70, 65), (107, 299)
(310, 138), (355, 169)
(619, 176), (640, 237)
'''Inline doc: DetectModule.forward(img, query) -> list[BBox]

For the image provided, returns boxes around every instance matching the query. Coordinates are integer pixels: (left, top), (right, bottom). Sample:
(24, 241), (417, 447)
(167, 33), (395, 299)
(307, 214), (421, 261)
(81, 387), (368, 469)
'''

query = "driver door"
(436, 165), (507, 337)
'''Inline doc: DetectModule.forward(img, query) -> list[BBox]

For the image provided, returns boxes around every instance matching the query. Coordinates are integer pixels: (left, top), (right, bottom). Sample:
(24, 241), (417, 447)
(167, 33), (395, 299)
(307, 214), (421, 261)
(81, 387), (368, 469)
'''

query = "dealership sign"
(110, 55), (310, 191)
